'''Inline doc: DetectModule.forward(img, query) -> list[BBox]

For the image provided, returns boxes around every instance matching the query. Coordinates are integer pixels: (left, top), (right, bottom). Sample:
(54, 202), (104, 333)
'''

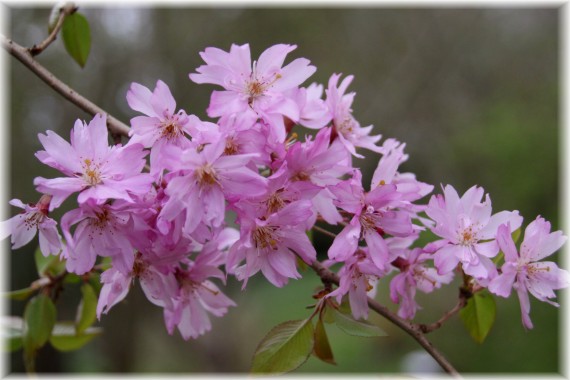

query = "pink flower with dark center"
(159, 139), (267, 235)
(34, 114), (153, 210)
(327, 249), (385, 320)
(326, 74), (382, 158)
(328, 170), (412, 271)
(489, 219), (569, 329)
(127, 80), (193, 148)
(426, 185), (522, 281)
(0, 195), (61, 256)
(227, 200), (316, 288)
(61, 200), (135, 275)
(190, 43), (316, 141)
(164, 251), (236, 340)
(389, 248), (453, 320)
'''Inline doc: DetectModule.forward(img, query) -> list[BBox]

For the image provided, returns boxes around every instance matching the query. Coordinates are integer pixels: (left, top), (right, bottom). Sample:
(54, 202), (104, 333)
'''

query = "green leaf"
(61, 12), (91, 68)
(23, 294), (57, 349)
(88, 272), (102, 294)
(332, 308), (387, 337)
(49, 322), (102, 352)
(76, 283), (97, 335)
(251, 319), (315, 374)
(22, 294), (56, 372)
(313, 318), (335, 365)
(460, 290), (496, 344)
(63, 273), (81, 284)
(3, 287), (35, 301)
(322, 304), (335, 324)
(34, 246), (65, 277)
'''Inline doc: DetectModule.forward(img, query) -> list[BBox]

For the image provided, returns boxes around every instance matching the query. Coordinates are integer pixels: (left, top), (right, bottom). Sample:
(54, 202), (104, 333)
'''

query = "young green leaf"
(322, 303), (335, 324)
(313, 318), (335, 365)
(61, 12), (91, 68)
(76, 283), (97, 335)
(22, 294), (57, 372)
(251, 319), (315, 374)
(50, 322), (102, 352)
(88, 272), (103, 294)
(23, 294), (57, 348)
(34, 246), (65, 277)
(459, 290), (496, 344)
(332, 308), (387, 337)
(3, 287), (35, 301)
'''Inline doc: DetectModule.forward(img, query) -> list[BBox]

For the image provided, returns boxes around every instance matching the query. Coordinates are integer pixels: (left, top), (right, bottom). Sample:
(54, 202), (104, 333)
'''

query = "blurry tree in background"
(4, 5), (563, 374)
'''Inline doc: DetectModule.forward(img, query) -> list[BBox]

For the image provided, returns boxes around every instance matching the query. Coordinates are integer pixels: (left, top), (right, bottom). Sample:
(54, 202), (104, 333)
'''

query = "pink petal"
(126, 82), (155, 116)
(328, 218), (361, 262)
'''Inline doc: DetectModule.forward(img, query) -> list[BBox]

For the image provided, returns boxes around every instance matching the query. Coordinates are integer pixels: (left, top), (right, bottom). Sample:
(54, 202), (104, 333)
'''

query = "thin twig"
(29, 2), (77, 56)
(1, 34), (131, 137)
(309, 259), (460, 377)
(312, 224), (338, 239)
(419, 297), (467, 334)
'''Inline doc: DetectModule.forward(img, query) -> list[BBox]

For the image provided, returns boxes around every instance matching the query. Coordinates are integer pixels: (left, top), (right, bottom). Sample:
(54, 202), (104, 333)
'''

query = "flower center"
(195, 165), (218, 187)
(252, 226), (279, 249)
(160, 121), (182, 140)
(291, 171), (310, 182)
(359, 206), (380, 232)
(459, 227), (477, 246)
(266, 190), (286, 214)
(335, 115), (357, 138)
(224, 137), (239, 155)
(24, 211), (44, 230)
(81, 158), (103, 186)
(245, 65), (282, 105)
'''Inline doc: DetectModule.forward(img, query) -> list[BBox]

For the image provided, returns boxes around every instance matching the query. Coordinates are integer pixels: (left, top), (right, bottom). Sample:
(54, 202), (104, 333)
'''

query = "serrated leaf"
(313, 318), (335, 364)
(76, 283), (97, 335)
(34, 246), (65, 277)
(460, 290), (496, 344)
(3, 287), (35, 301)
(49, 322), (102, 352)
(62, 12), (91, 68)
(333, 309), (387, 337)
(251, 319), (315, 374)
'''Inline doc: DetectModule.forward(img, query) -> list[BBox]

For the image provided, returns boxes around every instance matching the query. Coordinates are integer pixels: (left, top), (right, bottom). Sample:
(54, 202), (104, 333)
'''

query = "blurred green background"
(4, 6), (564, 375)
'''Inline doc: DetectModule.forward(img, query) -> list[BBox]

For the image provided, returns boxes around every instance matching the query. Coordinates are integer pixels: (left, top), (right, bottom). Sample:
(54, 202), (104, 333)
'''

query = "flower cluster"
(3, 43), (568, 338)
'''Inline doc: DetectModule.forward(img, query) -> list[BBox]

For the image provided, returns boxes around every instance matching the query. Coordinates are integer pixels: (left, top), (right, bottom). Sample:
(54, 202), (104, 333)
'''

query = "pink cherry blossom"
(489, 219), (569, 329)
(190, 43), (316, 141)
(159, 138), (267, 235)
(327, 249), (385, 320)
(326, 74), (382, 158)
(227, 200), (316, 288)
(0, 195), (61, 256)
(328, 170), (412, 271)
(426, 185), (523, 280)
(164, 250), (236, 340)
(127, 80), (192, 148)
(61, 200), (136, 275)
(390, 248), (454, 320)
(34, 114), (153, 210)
